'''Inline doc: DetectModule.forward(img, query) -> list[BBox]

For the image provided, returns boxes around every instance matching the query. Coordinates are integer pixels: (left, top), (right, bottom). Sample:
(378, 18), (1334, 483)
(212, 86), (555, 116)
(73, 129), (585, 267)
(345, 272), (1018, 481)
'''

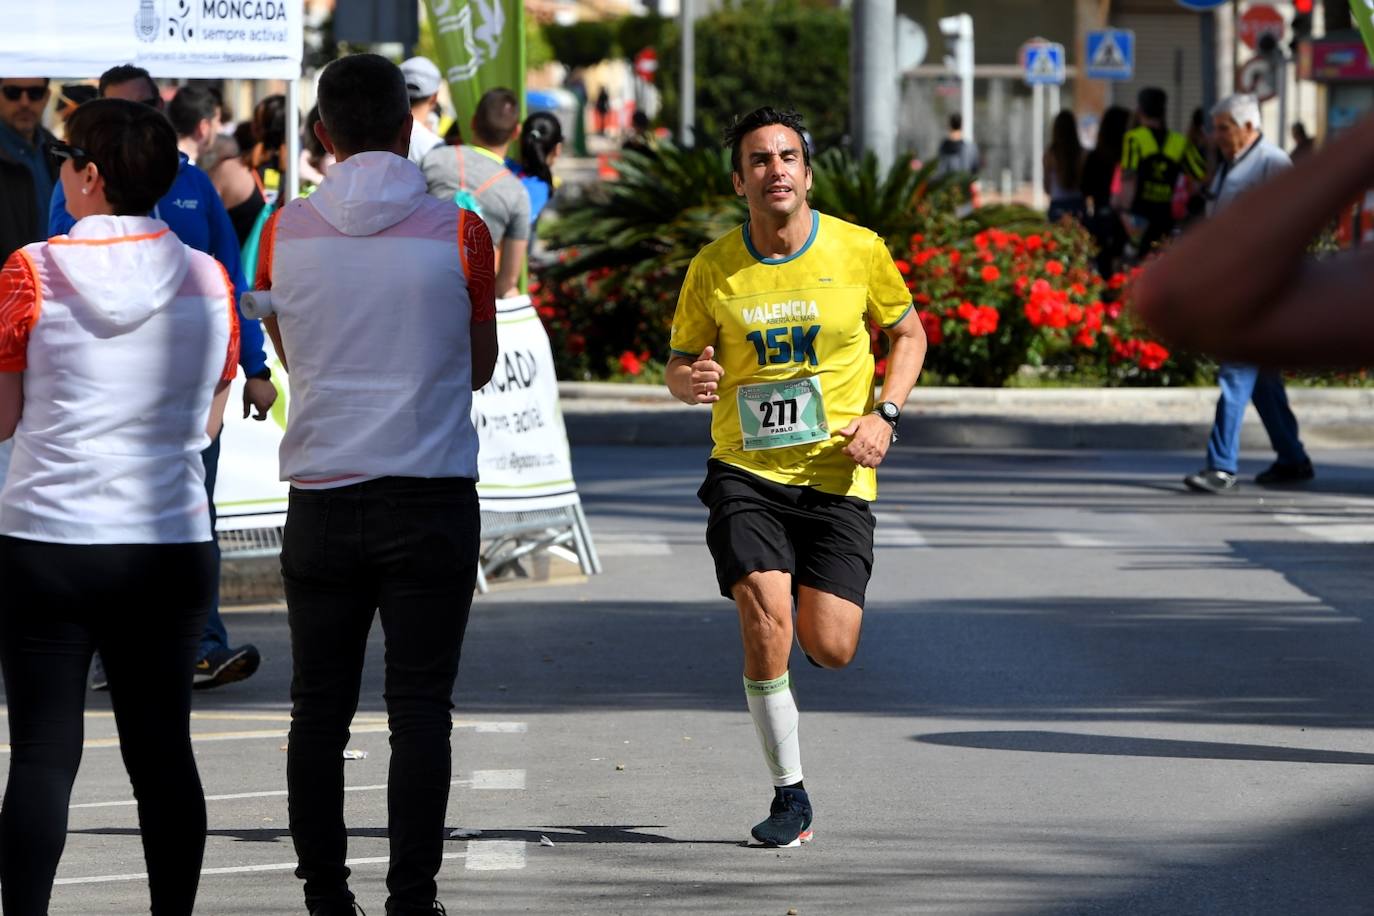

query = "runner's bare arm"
(840, 308), (926, 468)
(263, 315), (288, 373)
(1135, 113), (1374, 365)
(667, 346), (723, 405)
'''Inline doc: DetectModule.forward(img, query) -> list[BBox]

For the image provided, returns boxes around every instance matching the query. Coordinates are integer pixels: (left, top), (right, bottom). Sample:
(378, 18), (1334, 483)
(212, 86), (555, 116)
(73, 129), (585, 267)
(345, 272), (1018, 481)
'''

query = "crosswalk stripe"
(55, 851), (470, 886)
(466, 840), (527, 871)
(873, 512), (928, 548)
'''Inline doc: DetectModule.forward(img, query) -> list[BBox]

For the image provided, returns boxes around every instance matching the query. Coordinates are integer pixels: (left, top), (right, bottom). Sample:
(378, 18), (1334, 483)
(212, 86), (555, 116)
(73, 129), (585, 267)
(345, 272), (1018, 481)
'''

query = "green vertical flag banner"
(1355, 0), (1374, 60)
(423, 0), (526, 128)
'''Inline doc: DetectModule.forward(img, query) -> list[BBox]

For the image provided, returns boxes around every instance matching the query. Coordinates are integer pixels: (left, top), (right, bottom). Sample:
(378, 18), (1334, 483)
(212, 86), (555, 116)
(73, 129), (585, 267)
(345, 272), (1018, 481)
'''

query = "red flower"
(1024, 235), (1043, 251)
(957, 300), (976, 319)
(1137, 342), (1169, 371)
(980, 265), (1001, 283)
(967, 305), (999, 336)
(1045, 260), (1065, 277)
(618, 351), (644, 376)
(894, 258), (912, 275)
(567, 333), (586, 355)
(948, 250), (962, 265)
(1074, 328), (1097, 348)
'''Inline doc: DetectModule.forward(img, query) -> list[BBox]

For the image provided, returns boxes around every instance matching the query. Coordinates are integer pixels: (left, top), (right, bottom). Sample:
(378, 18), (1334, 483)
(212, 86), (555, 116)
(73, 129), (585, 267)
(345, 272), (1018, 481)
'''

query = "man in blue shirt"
(0, 77), (58, 260)
(51, 66), (277, 689)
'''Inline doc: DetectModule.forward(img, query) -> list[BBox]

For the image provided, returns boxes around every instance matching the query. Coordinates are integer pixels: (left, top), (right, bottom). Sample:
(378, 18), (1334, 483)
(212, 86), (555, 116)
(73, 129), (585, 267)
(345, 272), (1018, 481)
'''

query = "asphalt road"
(12, 443), (1374, 915)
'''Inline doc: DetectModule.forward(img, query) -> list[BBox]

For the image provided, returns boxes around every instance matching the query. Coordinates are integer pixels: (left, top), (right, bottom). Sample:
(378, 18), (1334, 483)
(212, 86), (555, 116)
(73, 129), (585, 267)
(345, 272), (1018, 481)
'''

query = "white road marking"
(465, 769), (526, 790)
(0, 720), (527, 753)
(873, 512), (928, 549)
(55, 852), (469, 886)
(465, 840), (527, 871)
(593, 534), (672, 556)
(71, 770), (527, 809)
(1054, 532), (1114, 548)
(1272, 513), (1374, 543)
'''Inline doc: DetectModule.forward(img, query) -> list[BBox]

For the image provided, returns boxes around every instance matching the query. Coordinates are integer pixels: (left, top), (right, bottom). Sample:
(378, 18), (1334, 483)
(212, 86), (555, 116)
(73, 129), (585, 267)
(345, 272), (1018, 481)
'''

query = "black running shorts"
(696, 459), (875, 607)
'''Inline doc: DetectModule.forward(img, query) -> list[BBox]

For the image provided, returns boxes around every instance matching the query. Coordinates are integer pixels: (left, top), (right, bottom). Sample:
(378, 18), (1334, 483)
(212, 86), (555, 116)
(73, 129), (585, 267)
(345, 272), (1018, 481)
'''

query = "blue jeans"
(281, 476), (480, 915)
(198, 433), (229, 657)
(1206, 363), (1309, 474)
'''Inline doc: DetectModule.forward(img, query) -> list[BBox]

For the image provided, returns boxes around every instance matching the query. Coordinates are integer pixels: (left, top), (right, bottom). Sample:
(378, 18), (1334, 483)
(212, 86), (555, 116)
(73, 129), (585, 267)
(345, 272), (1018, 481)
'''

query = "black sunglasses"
(2, 85), (48, 103)
(46, 141), (93, 171)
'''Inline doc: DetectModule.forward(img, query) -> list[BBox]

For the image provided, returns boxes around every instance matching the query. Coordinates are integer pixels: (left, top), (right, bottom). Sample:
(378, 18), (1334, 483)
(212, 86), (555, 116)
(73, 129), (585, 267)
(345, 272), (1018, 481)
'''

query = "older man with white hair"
(1183, 93), (1313, 494)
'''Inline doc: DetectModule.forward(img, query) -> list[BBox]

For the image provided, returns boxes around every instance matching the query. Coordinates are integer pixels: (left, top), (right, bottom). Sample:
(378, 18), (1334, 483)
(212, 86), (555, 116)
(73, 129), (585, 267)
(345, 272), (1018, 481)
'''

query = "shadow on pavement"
(914, 730), (1374, 765)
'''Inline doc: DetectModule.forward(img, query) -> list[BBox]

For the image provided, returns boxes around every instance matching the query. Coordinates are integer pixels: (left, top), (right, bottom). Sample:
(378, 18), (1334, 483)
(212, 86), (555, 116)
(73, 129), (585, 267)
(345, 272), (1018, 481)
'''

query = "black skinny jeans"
(282, 477), (479, 915)
(0, 536), (214, 916)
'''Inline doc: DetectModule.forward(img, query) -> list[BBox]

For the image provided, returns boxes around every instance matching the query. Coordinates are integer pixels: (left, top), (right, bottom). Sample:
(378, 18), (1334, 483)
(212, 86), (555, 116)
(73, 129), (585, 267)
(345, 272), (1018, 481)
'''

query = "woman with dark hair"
(1043, 109), (1086, 222)
(210, 93), (288, 245)
(507, 110), (564, 229)
(0, 98), (236, 913)
(1081, 105), (1131, 275)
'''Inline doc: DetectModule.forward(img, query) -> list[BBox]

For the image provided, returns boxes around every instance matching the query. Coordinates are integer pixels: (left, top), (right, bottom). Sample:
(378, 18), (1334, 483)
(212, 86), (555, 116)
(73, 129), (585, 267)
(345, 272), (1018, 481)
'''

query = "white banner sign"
(472, 296), (582, 513)
(214, 295), (583, 522)
(0, 0), (303, 79)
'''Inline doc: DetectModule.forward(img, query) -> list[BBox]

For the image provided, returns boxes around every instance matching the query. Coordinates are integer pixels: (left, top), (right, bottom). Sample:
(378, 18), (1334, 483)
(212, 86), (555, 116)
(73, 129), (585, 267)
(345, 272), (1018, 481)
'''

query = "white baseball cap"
(400, 56), (442, 100)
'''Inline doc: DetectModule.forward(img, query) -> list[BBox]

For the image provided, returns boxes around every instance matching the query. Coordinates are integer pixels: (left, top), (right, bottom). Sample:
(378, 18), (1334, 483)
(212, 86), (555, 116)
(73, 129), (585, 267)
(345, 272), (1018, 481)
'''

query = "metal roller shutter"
(1109, 10), (1206, 133)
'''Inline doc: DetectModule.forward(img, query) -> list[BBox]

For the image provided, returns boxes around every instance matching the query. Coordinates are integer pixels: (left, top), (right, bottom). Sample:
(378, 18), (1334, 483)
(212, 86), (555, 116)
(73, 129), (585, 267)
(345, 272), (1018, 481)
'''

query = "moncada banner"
(0, 0), (302, 79)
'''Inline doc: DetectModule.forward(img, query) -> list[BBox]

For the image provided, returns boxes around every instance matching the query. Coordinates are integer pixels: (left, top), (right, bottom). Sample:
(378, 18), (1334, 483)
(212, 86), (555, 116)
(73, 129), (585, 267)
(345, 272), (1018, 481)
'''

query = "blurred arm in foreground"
(1134, 113), (1374, 367)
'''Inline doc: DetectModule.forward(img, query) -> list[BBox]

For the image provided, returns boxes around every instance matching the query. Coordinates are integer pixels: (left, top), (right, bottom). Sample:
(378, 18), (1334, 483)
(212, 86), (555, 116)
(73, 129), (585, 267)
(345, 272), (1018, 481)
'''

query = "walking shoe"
(1256, 459), (1315, 485)
(750, 785), (814, 848)
(1183, 469), (1238, 494)
(193, 644), (261, 690)
(89, 654), (109, 692)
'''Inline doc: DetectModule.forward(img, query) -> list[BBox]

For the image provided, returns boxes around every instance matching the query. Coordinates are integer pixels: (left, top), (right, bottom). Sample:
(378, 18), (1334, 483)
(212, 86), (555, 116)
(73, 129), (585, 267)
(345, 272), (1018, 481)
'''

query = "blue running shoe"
(750, 785), (814, 848)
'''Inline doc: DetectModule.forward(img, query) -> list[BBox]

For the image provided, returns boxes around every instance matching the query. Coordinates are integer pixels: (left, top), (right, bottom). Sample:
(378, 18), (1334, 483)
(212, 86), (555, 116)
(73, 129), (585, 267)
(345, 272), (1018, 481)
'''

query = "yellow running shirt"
(670, 211), (912, 501)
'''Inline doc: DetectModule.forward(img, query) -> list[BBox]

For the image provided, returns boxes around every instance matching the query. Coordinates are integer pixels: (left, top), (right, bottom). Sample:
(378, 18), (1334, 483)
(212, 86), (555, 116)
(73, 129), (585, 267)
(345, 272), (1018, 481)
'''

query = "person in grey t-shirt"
(422, 87), (530, 297)
(1182, 93), (1312, 495)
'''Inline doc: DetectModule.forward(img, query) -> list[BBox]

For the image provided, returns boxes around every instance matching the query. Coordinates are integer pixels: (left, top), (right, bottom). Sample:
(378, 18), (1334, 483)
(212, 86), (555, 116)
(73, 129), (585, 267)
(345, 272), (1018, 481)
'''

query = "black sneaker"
(1183, 469), (1238, 494)
(750, 785), (814, 848)
(193, 644), (261, 690)
(1256, 459), (1315, 485)
(90, 654), (109, 692)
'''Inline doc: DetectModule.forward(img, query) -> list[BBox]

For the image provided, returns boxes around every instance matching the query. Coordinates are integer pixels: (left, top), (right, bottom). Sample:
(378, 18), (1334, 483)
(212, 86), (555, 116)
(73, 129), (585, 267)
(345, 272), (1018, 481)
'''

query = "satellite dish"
(896, 16), (928, 71)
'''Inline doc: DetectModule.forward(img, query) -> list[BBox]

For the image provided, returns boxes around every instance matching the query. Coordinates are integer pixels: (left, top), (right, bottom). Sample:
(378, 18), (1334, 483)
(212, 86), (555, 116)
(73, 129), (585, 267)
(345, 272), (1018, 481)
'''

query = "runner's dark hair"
(723, 107), (810, 176)
(167, 85), (219, 139)
(518, 111), (563, 186)
(472, 88), (519, 146)
(315, 53), (409, 156)
(65, 98), (179, 215)
(98, 64), (157, 102)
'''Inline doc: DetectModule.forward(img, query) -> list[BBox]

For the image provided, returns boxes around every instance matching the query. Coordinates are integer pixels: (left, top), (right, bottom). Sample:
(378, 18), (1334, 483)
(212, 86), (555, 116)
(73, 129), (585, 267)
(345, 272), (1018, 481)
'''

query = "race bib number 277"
(737, 376), (829, 451)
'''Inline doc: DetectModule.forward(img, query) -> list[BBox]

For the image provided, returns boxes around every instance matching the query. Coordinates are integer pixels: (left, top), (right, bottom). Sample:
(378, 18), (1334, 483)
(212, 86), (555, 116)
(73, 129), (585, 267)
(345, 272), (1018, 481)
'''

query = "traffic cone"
(597, 153), (618, 180)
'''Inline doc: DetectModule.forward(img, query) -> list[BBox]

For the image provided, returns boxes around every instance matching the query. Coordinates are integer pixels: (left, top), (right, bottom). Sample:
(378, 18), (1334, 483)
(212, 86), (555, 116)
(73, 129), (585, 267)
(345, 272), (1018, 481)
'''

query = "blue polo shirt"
(50, 153), (268, 376)
(0, 121), (53, 232)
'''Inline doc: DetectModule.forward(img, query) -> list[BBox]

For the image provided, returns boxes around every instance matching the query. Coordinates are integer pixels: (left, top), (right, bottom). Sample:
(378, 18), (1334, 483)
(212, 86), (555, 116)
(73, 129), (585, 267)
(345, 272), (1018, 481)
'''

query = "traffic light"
(1291, 0), (1313, 53)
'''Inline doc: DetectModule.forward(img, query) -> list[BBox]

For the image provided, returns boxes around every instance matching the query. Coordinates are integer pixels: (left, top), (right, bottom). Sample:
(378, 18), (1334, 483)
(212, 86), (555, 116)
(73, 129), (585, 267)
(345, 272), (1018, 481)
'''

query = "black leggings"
(0, 536), (215, 916)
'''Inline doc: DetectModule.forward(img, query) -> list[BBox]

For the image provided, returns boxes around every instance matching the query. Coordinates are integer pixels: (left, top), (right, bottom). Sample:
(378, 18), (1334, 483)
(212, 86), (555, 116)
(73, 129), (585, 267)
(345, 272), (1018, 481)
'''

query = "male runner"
(666, 107), (926, 847)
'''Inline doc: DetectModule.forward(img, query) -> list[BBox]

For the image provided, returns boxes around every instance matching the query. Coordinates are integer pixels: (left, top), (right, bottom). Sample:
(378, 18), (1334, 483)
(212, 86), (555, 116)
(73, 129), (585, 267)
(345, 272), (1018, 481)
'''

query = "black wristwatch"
(873, 400), (900, 428)
(246, 367), (272, 382)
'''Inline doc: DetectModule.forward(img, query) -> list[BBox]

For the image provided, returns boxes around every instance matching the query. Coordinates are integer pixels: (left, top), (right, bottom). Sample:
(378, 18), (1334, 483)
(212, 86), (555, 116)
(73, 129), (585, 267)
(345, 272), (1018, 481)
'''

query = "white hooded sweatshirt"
(0, 216), (237, 544)
(261, 151), (493, 487)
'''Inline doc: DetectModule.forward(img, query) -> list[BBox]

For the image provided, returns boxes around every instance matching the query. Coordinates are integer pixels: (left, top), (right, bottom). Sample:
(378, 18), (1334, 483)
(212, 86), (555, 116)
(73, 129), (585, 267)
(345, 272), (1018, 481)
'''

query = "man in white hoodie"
(253, 54), (497, 916)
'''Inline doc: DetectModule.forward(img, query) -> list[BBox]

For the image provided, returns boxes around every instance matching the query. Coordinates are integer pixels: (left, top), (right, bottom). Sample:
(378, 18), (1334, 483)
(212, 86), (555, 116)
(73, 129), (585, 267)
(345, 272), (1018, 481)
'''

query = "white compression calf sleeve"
(744, 672), (802, 787)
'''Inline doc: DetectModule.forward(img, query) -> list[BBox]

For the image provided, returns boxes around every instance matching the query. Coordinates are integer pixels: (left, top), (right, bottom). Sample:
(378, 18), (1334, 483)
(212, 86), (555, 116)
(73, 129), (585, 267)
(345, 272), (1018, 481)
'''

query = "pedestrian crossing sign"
(1086, 29), (1135, 80)
(1023, 42), (1067, 85)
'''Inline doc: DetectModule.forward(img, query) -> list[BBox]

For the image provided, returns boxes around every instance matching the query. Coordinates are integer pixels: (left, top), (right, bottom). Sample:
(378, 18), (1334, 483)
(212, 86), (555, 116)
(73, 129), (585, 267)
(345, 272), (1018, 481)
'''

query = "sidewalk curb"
(557, 383), (1374, 450)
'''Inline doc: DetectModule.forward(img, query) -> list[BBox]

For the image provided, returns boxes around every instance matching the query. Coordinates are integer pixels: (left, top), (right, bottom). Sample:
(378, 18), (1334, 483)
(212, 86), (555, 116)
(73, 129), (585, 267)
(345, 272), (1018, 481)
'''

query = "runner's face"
(733, 125), (811, 219)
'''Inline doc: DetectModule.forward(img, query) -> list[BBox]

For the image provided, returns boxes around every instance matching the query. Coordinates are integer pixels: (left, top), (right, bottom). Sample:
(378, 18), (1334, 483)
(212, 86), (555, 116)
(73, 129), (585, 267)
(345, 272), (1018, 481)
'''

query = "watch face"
(877, 402), (900, 422)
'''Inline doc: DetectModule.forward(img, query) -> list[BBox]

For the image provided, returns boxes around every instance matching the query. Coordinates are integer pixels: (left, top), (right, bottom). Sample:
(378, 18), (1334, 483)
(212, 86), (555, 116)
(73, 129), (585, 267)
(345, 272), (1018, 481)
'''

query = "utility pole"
(851, 0), (897, 171)
(680, 0), (695, 147)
